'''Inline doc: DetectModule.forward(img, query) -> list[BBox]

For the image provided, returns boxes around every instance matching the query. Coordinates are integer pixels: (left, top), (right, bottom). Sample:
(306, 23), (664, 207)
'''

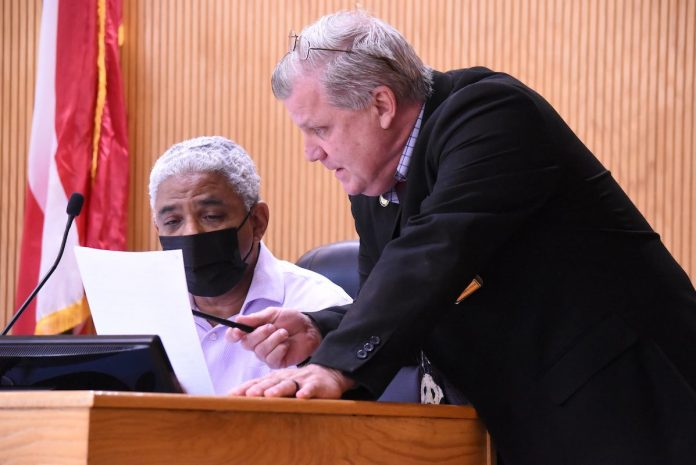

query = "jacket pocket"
(539, 313), (639, 405)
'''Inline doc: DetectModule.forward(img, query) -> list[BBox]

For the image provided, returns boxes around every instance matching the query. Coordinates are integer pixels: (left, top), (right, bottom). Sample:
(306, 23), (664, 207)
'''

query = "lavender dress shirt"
(193, 242), (352, 394)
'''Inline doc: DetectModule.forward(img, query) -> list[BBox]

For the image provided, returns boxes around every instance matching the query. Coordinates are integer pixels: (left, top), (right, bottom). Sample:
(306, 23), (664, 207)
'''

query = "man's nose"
(180, 218), (203, 236)
(304, 141), (326, 162)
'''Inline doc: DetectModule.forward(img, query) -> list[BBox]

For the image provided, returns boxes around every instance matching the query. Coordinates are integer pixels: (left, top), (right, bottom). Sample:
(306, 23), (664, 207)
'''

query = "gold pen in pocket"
(455, 275), (483, 304)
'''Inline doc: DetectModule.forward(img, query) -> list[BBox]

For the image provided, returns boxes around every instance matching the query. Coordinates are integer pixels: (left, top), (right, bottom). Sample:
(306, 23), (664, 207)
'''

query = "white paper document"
(74, 246), (214, 395)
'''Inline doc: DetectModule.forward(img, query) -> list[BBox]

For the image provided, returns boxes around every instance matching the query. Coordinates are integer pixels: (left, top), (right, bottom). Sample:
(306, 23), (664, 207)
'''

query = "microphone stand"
(2, 194), (83, 336)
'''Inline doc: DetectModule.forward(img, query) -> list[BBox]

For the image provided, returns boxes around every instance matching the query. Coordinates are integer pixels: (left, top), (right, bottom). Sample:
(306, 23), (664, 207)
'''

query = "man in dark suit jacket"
(229, 10), (696, 465)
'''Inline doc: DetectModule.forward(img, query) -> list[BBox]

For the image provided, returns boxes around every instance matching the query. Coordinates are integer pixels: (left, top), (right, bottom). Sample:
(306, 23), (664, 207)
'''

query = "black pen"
(191, 309), (255, 333)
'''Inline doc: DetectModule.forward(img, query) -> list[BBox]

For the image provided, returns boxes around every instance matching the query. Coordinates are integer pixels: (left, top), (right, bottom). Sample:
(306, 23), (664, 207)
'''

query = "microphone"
(2, 193), (84, 335)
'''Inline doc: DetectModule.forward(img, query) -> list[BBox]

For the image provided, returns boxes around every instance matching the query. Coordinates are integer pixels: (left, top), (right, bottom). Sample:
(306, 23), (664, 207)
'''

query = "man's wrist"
(312, 363), (357, 392)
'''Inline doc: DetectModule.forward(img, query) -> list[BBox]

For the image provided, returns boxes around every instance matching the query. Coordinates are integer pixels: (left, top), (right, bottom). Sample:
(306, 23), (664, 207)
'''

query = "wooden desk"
(0, 391), (492, 465)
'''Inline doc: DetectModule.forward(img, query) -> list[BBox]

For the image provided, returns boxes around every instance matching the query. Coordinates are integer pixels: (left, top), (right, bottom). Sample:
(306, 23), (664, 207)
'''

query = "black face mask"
(158, 211), (254, 297)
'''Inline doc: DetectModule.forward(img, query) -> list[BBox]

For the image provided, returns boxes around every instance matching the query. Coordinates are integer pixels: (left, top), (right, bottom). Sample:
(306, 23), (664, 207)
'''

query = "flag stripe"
(92, 0), (108, 181)
(33, 0), (97, 332)
(13, 190), (45, 334)
(13, 0), (60, 334)
(15, 0), (128, 335)
(54, 0), (96, 196)
(25, 0), (58, 208)
(35, 296), (90, 335)
(85, 0), (129, 251)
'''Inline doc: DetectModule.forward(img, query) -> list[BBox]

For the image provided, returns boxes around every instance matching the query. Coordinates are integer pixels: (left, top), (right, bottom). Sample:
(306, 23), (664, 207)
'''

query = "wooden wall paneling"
(676, 0), (695, 273)
(1, 0), (12, 326)
(0, 0), (40, 327)
(683, 0), (695, 274)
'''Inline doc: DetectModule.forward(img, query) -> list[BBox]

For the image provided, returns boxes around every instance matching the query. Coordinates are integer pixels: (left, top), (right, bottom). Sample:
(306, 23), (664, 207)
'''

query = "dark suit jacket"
(308, 68), (696, 464)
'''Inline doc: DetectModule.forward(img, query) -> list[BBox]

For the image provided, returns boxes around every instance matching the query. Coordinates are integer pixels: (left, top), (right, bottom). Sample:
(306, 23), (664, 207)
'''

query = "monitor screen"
(0, 335), (183, 393)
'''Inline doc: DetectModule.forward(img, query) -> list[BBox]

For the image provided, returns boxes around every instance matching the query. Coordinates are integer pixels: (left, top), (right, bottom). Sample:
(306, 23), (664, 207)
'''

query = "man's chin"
(341, 186), (361, 196)
(358, 184), (389, 197)
(337, 178), (361, 196)
(336, 176), (383, 197)
(341, 183), (387, 197)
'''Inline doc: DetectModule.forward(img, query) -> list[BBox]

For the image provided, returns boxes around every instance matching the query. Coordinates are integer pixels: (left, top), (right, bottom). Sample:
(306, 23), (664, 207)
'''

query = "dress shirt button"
(209, 333), (218, 341)
(356, 349), (368, 359)
(363, 342), (374, 352)
(369, 336), (381, 345)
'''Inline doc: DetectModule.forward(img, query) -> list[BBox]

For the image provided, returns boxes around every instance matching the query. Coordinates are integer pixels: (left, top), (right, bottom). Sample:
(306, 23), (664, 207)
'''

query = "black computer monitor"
(0, 335), (183, 393)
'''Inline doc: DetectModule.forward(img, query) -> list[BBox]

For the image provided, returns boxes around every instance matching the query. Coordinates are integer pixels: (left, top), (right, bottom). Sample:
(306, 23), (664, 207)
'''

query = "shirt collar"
(241, 241), (285, 312)
(191, 241), (284, 325)
(379, 104), (425, 205)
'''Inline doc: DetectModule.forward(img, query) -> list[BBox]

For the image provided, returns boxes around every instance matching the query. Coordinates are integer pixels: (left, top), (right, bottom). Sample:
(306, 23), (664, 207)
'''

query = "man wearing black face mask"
(158, 210), (254, 298)
(149, 136), (352, 394)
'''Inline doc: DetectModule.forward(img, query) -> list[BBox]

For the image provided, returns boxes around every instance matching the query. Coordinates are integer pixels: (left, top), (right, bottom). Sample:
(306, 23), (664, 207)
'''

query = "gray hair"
(148, 136), (260, 212)
(272, 9), (433, 109)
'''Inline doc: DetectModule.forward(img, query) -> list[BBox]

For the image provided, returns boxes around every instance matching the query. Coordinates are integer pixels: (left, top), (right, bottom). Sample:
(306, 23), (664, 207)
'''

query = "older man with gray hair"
(149, 136), (351, 394)
(228, 9), (696, 465)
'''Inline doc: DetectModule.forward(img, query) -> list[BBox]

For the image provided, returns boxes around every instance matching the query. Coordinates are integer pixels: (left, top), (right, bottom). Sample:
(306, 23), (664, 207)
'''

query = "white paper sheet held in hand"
(74, 246), (214, 395)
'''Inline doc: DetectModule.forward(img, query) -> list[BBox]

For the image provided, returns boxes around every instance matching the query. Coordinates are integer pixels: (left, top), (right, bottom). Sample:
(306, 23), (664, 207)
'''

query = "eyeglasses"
(288, 32), (353, 60)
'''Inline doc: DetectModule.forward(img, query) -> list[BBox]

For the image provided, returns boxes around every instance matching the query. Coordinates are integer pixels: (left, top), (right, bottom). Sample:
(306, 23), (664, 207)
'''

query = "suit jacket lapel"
(399, 68), (495, 229)
(400, 71), (453, 229)
(390, 203), (402, 239)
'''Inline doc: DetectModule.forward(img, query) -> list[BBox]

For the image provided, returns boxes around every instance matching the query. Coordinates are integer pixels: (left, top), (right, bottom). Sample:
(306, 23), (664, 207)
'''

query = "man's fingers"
(229, 365), (353, 400)
(244, 377), (293, 397)
(263, 378), (301, 398)
(264, 341), (291, 369)
(225, 322), (293, 367)
(295, 381), (314, 399)
(230, 376), (279, 397)
(234, 307), (281, 328)
(229, 378), (259, 396)
(229, 368), (303, 398)
(225, 325), (290, 368)
(225, 324), (280, 351)
(251, 327), (289, 363)
(225, 327), (246, 342)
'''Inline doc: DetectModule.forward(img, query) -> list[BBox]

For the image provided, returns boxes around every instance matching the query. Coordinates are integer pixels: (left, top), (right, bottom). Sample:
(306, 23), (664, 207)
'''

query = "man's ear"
(372, 85), (397, 129)
(250, 201), (270, 242)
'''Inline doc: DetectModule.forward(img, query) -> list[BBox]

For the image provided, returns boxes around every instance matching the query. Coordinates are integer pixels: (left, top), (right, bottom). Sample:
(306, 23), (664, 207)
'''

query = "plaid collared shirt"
(379, 105), (425, 205)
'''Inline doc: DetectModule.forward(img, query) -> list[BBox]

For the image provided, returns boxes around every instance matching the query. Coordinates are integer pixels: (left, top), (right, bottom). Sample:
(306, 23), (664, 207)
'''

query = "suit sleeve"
(310, 81), (563, 395)
(305, 305), (349, 336)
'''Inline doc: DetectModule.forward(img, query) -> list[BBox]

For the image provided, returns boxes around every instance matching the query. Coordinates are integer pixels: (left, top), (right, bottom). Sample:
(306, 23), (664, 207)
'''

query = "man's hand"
(225, 307), (322, 368)
(229, 364), (356, 399)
